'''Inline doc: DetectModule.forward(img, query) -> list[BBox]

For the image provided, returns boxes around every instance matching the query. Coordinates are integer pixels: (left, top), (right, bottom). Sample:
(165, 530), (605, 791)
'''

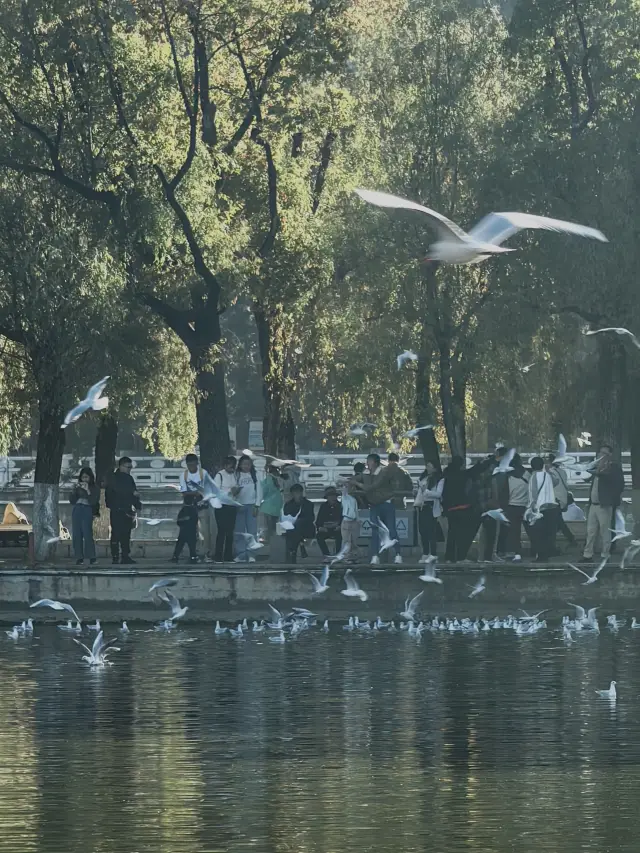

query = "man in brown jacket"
(353, 452), (414, 565)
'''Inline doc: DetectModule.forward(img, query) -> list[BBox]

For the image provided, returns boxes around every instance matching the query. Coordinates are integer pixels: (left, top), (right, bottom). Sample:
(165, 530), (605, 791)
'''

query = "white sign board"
(358, 513), (410, 540)
(248, 420), (263, 450)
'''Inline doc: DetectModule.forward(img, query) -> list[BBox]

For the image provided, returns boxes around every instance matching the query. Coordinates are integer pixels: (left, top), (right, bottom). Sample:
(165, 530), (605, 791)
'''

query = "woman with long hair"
(69, 467), (100, 565)
(414, 460), (443, 561)
(234, 454), (261, 559)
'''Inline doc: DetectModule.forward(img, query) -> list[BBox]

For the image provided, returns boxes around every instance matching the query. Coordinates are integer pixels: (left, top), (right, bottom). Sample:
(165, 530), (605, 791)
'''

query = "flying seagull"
(404, 425), (434, 438)
(610, 509), (632, 543)
(61, 376), (110, 429)
(30, 598), (81, 623)
(397, 350), (418, 370)
(400, 591), (424, 620)
(568, 556), (608, 585)
(148, 578), (179, 595)
(73, 630), (120, 667)
(341, 568), (368, 602)
(158, 589), (188, 622)
(349, 422), (377, 436)
(355, 189), (607, 265)
(584, 328), (640, 349)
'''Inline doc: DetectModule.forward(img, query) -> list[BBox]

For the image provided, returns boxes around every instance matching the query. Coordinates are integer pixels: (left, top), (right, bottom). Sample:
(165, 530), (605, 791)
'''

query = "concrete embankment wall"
(0, 566), (638, 623)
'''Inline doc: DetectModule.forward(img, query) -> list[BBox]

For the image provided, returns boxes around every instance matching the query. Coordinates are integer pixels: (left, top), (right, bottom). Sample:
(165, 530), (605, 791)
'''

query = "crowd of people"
(64, 443), (626, 566)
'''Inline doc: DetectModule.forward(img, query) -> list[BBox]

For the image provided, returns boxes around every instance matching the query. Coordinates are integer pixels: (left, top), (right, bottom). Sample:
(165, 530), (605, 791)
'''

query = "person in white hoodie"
(213, 456), (238, 562)
(413, 462), (444, 562)
(526, 456), (559, 563)
(234, 455), (261, 560)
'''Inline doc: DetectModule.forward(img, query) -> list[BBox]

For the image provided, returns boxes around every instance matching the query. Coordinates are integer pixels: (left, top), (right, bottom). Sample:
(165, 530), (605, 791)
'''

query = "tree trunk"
(192, 356), (230, 471)
(595, 335), (627, 459)
(94, 414), (118, 541)
(33, 400), (66, 562)
(254, 303), (296, 458)
(438, 344), (466, 459)
(414, 337), (440, 467)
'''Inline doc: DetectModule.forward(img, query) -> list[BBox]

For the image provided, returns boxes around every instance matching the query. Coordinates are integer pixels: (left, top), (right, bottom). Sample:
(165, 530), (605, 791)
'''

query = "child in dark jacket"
(172, 493), (199, 563)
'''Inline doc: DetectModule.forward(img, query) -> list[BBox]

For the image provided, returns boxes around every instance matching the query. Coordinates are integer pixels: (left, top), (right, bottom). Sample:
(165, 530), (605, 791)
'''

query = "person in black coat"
(283, 484), (315, 563)
(315, 487), (343, 560)
(105, 457), (142, 565)
(172, 492), (199, 563)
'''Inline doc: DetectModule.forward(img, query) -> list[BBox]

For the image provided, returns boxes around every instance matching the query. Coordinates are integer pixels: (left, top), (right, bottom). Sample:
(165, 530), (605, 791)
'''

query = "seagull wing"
(557, 433), (567, 459)
(344, 568), (359, 591)
(148, 578), (178, 593)
(354, 189), (468, 242)
(614, 509), (626, 534)
(407, 591), (424, 615)
(162, 590), (183, 617)
(268, 603), (283, 621)
(85, 376), (110, 402)
(468, 211), (608, 246)
(61, 401), (90, 427)
(72, 637), (93, 656)
(308, 572), (323, 593)
(567, 601), (586, 620)
(568, 563), (592, 581)
(593, 556), (609, 578)
(321, 565), (330, 587)
(91, 630), (105, 658)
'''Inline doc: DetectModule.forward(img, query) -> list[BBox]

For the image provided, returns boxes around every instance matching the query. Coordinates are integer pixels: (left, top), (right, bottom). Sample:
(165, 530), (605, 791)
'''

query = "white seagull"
(73, 630), (120, 667)
(375, 519), (398, 553)
(137, 517), (174, 526)
(158, 589), (188, 622)
(610, 509), (632, 543)
(482, 509), (510, 524)
(400, 591), (424, 620)
(584, 328), (640, 349)
(568, 557), (608, 585)
(235, 532), (264, 551)
(355, 189), (607, 265)
(30, 598), (81, 623)
(418, 556), (442, 584)
(397, 350), (418, 370)
(341, 568), (368, 602)
(403, 425), (434, 438)
(621, 539), (640, 569)
(309, 565), (330, 594)
(349, 422), (377, 436)
(148, 578), (179, 595)
(468, 576), (486, 598)
(279, 509), (301, 531)
(493, 448), (516, 476)
(61, 376), (110, 429)
(577, 431), (592, 448)
(595, 680), (617, 700)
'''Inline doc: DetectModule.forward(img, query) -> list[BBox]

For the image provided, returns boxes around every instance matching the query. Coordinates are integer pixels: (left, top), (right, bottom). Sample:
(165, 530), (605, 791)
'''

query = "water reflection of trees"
(1, 626), (640, 851)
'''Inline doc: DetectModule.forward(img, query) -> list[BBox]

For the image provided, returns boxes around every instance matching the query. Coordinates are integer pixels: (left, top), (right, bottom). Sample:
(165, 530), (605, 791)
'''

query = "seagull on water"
(584, 328), (640, 349)
(400, 591), (424, 620)
(61, 376), (110, 429)
(355, 189), (607, 265)
(214, 621), (228, 635)
(567, 603), (599, 629)
(73, 630), (120, 667)
(341, 568), (368, 602)
(309, 565), (331, 595)
(568, 557), (608, 585)
(30, 598), (81, 623)
(595, 681), (617, 700)
(5, 626), (20, 640)
(88, 619), (101, 632)
(269, 630), (286, 644)
(397, 350), (418, 370)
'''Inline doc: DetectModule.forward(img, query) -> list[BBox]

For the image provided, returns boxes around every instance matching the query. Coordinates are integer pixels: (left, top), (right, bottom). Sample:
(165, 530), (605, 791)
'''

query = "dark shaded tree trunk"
(438, 344), (466, 459)
(254, 303), (296, 458)
(415, 338), (440, 467)
(33, 398), (66, 561)
(94, 414), (118, 488)
(193, 360), (229, 470)
(94, 413), (119, 540)
(595, 335), (626, 459)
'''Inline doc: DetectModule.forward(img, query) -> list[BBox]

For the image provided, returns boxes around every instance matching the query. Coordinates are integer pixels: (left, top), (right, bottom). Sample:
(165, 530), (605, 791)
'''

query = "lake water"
(1, 615), (639, 853)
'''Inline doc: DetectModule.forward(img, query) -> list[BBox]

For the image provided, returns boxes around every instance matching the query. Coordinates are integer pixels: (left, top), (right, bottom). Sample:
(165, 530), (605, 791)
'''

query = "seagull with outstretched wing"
(355, 189), (607, 265)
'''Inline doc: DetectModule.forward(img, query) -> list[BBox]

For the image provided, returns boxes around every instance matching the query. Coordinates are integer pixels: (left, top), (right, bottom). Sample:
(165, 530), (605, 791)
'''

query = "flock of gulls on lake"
(1, 567), (633, 702)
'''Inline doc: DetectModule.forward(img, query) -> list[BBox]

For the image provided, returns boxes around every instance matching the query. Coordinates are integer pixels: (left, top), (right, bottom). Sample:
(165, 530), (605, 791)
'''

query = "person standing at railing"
(105, 457), (141, 565)
(180, 453), (216, 563)
(69, 467), (100, 565)
(260, 465), (285, 543)
(581, 444), (625, 562)
(234, 455), (261, 561)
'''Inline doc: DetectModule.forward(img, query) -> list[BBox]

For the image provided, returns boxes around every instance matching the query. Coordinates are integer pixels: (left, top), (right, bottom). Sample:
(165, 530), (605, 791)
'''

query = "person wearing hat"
(315, 486), (343, 562)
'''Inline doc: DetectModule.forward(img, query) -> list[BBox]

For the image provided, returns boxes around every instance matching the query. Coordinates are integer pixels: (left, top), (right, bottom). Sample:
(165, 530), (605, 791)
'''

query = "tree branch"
(311, 130), (336, 214)
(137, 291), (196, 346)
